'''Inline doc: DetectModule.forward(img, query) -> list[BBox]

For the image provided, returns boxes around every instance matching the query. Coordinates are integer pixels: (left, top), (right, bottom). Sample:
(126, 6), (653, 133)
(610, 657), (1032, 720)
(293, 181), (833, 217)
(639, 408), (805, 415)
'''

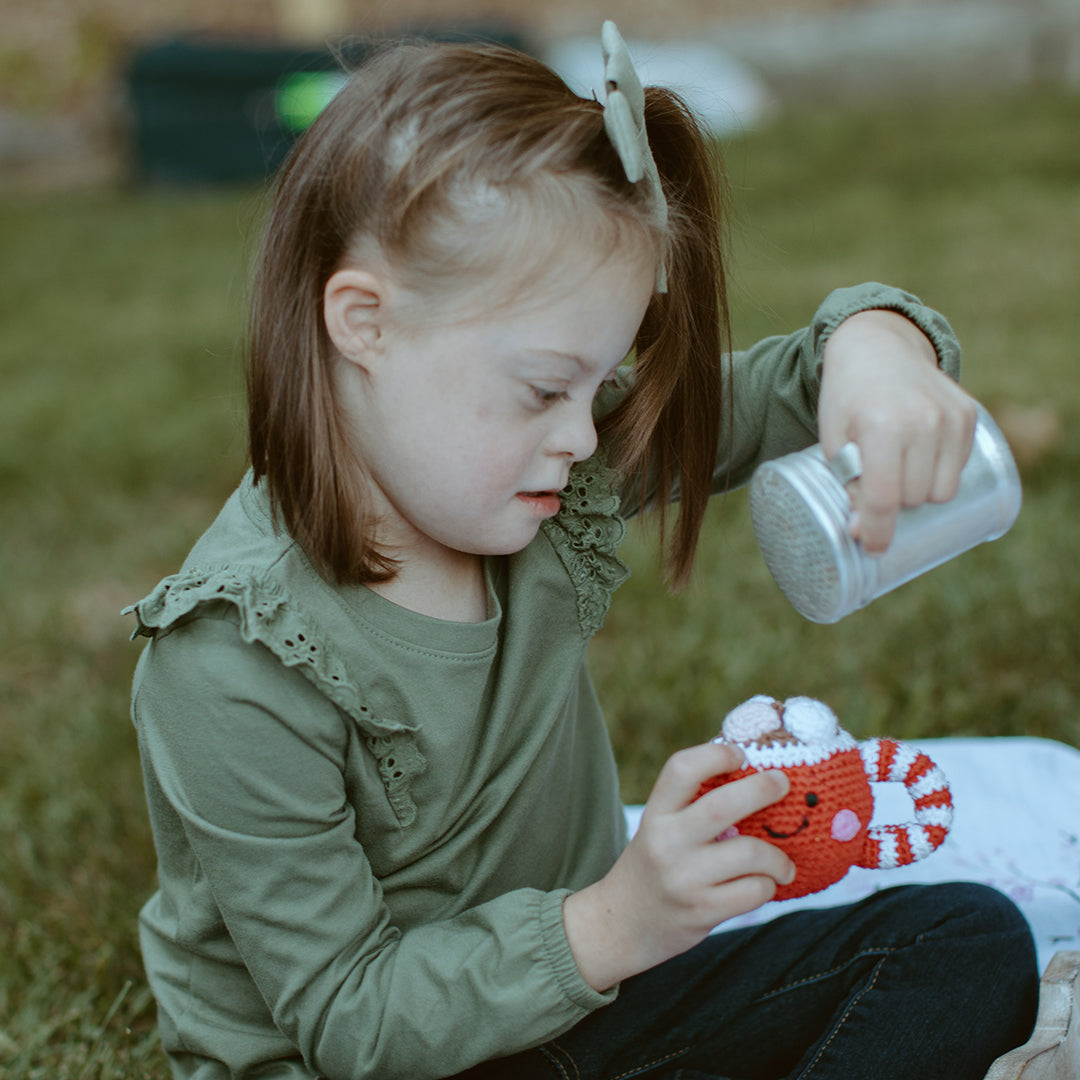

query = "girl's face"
(334, 241), (656, 575)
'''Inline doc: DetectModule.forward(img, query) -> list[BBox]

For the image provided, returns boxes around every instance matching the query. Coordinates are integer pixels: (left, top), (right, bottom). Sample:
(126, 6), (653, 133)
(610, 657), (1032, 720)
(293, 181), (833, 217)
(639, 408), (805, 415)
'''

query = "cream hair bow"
(601, 20), (668, 292)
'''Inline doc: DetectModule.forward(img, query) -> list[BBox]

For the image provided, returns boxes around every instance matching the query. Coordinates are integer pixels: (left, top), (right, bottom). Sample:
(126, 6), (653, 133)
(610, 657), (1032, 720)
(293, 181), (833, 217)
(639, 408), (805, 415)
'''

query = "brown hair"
(247, 37), (731, 589)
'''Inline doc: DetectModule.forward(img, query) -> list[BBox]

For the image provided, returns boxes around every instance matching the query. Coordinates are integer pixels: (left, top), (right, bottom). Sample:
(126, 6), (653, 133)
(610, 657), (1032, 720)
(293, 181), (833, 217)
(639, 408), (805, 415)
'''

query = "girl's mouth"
(516, 491), (562, 517)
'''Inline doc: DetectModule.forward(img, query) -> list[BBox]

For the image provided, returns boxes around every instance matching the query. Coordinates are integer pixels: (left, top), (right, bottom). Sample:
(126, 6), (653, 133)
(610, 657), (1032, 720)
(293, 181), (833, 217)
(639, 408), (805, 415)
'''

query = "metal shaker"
(748, 401), (1022, 623)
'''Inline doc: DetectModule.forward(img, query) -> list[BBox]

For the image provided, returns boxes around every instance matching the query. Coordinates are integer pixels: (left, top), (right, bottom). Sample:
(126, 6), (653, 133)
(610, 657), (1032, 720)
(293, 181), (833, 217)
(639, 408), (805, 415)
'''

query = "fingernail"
(784, 864), (797, 885)
(712, 738), (744, 763)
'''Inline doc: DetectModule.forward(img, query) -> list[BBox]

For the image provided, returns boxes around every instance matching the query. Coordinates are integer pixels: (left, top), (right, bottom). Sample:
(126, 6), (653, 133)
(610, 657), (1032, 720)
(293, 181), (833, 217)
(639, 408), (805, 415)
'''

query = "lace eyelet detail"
(124, 567), (426, 826)
(541, 448), (630, 637)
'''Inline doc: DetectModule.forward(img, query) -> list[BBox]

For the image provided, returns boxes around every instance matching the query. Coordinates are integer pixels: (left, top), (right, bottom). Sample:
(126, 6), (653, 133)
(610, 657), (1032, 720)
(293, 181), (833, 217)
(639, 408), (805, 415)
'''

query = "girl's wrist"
(563, 879), (645, 993)
(824, 308), (938, 372)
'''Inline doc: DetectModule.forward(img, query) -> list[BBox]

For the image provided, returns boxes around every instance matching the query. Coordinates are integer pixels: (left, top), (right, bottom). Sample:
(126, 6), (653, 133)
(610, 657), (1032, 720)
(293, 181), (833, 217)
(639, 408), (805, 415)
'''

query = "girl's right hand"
(563, 742), (795, 992)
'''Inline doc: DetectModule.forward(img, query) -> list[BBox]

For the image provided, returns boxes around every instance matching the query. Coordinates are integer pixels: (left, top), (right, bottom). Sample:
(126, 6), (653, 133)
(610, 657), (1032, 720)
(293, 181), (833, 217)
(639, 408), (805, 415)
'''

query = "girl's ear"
(323, 268), (388, 369)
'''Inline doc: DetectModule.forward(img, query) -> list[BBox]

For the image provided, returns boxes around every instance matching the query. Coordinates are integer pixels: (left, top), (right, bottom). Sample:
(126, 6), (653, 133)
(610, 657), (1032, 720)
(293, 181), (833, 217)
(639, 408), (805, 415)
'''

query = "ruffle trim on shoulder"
(123, 568), (426, 826)
(541, 449), (630, 638)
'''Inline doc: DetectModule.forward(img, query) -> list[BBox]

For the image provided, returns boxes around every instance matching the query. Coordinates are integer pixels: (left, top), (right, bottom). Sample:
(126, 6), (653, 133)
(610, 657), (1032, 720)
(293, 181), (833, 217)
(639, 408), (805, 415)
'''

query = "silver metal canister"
(748, 401), (1022, 623)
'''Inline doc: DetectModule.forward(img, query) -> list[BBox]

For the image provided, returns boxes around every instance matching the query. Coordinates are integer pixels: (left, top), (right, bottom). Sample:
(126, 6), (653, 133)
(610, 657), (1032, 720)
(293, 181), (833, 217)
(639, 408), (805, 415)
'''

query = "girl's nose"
(550, 401), (598, 463)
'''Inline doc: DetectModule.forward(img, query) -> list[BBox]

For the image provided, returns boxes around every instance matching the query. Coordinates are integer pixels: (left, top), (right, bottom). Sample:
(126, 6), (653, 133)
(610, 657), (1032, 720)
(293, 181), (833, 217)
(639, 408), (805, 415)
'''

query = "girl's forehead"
(420, 224), (657, 322)
(387, 176), (661, 311)
(446, 246), (654, 336)
(500, 229), (654, 297)
(383, 234), (655, 368)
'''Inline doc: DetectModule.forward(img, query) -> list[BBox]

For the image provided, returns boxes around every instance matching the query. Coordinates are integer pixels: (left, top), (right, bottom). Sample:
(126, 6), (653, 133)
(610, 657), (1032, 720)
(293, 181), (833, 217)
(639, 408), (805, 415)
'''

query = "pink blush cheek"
(717, 826), (740, 842)
(830, 809), (861, 842)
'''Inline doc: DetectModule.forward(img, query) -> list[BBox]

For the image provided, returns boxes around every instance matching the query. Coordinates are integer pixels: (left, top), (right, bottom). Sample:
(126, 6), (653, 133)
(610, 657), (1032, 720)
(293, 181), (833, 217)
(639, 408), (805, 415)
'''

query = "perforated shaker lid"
(748, 447), (862, 623)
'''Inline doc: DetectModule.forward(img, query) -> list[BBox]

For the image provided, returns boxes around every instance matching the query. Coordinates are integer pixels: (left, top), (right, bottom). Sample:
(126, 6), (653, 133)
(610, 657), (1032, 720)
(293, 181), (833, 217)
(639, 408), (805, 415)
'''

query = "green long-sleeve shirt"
(126, 284), (960, 1080)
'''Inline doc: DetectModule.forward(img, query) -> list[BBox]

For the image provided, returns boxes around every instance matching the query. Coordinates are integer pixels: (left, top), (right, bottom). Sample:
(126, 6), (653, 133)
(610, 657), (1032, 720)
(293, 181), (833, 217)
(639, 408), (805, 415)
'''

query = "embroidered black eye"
(805, 792), (819, 807)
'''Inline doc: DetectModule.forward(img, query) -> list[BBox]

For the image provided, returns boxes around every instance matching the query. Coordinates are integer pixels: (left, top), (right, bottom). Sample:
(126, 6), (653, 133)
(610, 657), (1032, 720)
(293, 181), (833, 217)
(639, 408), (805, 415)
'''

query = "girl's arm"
(609, 280), (972, 533)
(817, 307), (976, 552)
(563, 286), (972, 990)
(614, 281), (968, 519)
(134, 616), (613, 1080)
(563, 742), (794, 991)
(716, 281), (965, 490)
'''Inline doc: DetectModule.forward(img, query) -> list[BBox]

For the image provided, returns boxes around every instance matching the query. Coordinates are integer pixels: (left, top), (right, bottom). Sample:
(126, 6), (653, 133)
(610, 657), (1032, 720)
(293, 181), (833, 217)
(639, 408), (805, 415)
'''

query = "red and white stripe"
(857, 737), (953, 870)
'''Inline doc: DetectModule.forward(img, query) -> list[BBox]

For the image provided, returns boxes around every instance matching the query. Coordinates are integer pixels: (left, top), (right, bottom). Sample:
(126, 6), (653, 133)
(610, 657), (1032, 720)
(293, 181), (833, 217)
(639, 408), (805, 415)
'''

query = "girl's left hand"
(818, 309), (977, 553)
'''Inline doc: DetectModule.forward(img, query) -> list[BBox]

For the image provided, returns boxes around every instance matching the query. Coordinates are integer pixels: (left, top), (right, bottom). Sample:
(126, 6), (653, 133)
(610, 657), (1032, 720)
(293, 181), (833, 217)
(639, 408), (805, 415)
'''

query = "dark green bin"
(125, 25), (530, 185)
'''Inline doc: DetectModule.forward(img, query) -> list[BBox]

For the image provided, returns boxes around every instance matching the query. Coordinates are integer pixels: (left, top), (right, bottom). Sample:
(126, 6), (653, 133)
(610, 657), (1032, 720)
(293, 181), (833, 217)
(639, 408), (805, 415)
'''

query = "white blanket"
(625, 737), (1080, 973)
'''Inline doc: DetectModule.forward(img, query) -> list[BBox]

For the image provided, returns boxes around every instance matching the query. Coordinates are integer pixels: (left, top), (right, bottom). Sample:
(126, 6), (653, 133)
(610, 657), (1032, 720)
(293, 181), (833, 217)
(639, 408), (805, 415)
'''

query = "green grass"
(2, 90), (1078, 1076)
(597, 89), (1080, 797)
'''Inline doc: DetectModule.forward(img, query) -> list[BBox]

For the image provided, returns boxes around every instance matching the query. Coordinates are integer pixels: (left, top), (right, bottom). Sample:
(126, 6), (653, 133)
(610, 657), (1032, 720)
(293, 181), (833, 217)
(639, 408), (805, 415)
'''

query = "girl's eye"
(530, 386), (570, 407)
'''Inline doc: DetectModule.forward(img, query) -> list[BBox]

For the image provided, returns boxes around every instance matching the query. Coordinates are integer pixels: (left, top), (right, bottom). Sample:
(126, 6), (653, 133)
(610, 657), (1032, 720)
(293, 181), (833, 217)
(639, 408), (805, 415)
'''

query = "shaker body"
(748, 401), (1022, 623)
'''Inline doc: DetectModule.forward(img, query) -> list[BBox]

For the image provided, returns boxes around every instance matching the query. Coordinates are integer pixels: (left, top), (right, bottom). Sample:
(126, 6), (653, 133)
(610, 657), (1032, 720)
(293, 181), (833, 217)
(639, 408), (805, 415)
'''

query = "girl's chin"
(418, 501), (559, 559)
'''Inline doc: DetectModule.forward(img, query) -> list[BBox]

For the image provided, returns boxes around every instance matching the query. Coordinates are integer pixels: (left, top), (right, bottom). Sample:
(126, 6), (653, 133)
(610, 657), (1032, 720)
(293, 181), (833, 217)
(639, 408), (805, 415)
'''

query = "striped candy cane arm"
(857, 738), (954, 870)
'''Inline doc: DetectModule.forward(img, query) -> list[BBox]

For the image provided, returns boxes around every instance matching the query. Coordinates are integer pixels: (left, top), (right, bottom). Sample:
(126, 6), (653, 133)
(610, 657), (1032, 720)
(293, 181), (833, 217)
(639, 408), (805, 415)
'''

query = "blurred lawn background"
(1, 89), (1078, 1076)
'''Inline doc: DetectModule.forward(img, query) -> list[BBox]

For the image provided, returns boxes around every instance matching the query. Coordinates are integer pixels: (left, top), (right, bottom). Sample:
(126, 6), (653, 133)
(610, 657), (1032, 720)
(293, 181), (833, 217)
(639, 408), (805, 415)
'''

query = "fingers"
(846, 389), (978, 553)
(706, 871), (783, 916)
(644, 742), (794, 887)
(845, 437), (901, 554)
(818, 308), (980, 554)
(645, 741), (746, 816)
(899, 433), (939, 509)
(636, 791), (796, 905)
(603, 745), (798, 971)
(703, 837), (795, 896)
(645, 742), (792, 838)
(684, 767), (790, 845)
(928, 392), (977, 503)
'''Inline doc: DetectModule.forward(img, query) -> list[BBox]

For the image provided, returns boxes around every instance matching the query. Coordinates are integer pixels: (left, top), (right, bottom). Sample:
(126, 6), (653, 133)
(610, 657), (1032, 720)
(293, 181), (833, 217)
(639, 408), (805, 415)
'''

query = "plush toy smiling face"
(698, 696), (875, 901)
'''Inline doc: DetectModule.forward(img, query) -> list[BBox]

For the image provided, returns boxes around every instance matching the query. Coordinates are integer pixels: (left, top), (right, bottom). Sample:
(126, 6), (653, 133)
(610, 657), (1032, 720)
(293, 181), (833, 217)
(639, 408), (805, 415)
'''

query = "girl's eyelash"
(529, 377), (618, 408)
(530, 386), (570, 406)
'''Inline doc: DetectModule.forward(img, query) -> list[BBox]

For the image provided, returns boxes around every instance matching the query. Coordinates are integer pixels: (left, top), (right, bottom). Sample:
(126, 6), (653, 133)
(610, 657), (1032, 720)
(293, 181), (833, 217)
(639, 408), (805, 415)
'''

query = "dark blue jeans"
(458, 883), (1038, 1080)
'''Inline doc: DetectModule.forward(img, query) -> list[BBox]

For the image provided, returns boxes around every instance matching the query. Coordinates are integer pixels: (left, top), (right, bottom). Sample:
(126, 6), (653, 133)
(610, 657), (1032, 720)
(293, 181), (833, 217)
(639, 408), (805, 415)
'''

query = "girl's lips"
(516, 491), (562, 517)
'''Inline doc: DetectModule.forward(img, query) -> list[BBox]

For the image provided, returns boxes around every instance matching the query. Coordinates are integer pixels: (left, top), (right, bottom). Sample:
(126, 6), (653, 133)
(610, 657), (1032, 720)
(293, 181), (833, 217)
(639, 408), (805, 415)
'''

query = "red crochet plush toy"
(698, 695), (953, 901)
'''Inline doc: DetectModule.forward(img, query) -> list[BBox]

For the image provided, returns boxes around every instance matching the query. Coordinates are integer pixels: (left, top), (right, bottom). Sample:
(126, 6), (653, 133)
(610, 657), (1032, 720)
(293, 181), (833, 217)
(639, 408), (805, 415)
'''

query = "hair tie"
(600, 20), (668, 292)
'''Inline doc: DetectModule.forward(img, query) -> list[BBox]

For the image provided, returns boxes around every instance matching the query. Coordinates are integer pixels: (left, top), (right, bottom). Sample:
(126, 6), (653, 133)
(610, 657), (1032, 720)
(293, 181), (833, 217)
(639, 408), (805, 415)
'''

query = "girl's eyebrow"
(525, 348), (586, 368)
(526, 349), (623, 379)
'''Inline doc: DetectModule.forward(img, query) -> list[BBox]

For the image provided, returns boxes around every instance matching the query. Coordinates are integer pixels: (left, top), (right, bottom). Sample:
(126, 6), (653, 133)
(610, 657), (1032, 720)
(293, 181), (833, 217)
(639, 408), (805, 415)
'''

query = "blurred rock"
(994, 402), (1065, 469)
(0, 108), (121, 189)
(545, 34), (775, 135)
(718, 0), (1080, 102)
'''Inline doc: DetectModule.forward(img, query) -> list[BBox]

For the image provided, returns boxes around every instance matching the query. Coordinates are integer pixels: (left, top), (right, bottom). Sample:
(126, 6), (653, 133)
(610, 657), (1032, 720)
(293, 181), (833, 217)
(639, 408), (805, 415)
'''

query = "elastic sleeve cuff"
(539, 889), (620, 1012)
(812, 282), (963, 382)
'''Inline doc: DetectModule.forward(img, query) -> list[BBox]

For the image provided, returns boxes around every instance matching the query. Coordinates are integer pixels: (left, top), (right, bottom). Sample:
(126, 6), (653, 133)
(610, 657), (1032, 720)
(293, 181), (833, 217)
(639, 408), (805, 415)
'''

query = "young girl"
(126, 24), (1037, 1080)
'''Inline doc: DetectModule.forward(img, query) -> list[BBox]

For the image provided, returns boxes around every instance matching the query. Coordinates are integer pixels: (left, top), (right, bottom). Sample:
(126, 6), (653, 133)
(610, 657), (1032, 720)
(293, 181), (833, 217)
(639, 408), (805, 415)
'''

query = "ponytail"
(599, 87), (732, 589)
